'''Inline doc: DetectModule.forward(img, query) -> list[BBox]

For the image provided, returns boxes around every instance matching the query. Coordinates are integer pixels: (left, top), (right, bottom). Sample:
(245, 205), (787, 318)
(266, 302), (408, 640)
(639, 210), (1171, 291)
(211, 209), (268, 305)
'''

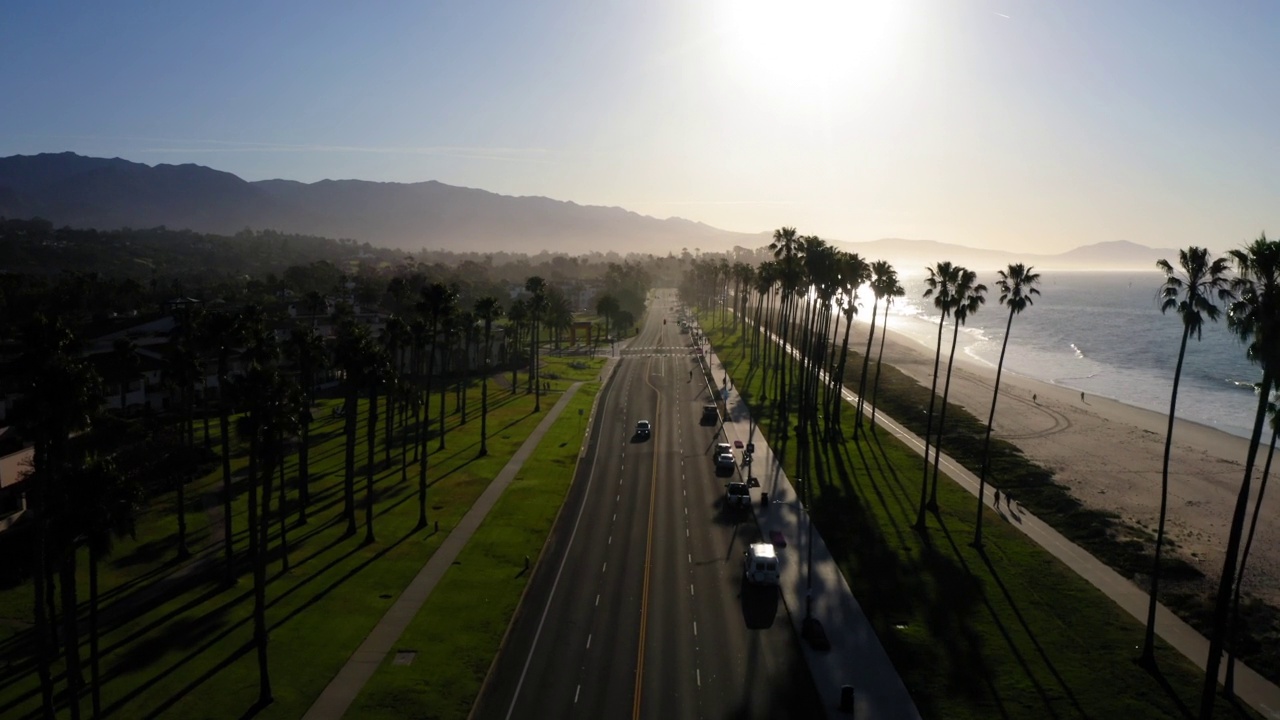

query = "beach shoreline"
(859, 320), (1276, 604)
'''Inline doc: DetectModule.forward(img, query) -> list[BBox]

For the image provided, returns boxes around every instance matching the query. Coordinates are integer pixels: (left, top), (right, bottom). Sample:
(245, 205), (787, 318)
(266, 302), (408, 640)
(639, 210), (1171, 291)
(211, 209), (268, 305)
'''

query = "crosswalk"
(618, 346), (702, 357)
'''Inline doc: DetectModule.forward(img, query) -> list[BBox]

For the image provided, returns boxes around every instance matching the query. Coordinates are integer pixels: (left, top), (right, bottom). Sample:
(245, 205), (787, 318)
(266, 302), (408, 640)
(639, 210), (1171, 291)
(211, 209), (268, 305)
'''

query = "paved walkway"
(701, 325), (1280, 720)
(303, 382), (584, 720)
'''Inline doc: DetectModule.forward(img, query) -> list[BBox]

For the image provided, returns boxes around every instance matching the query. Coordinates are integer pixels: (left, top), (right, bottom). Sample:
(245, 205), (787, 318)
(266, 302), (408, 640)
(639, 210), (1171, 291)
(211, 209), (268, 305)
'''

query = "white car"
(715, 452), (736, 475)
(743, 543), (779, 585)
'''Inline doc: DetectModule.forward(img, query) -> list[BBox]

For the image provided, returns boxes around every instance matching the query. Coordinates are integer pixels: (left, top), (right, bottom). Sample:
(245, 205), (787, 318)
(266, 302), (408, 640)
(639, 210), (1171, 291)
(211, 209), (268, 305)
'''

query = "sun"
(714, 0), (908, 97)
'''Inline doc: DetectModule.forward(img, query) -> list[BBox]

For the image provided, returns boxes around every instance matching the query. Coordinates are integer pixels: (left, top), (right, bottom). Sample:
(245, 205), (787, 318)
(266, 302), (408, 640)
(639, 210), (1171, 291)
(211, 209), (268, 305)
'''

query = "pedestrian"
(1081, 391), (1085, 402)
(994, 488), (1001, 506)
(688, 370), (693, 382)
(1032, 393), (1037, 404)
(1007, 492), (1014, 509)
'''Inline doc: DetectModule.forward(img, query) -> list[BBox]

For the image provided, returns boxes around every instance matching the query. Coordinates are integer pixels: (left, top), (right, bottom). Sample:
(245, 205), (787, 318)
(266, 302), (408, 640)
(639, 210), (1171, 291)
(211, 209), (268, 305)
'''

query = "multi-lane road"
(475, 290), (822, 720)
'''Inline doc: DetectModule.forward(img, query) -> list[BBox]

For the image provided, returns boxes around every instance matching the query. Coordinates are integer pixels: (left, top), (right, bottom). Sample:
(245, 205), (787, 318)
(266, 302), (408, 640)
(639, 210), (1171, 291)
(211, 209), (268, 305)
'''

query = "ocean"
(878, 270), (1262, 439)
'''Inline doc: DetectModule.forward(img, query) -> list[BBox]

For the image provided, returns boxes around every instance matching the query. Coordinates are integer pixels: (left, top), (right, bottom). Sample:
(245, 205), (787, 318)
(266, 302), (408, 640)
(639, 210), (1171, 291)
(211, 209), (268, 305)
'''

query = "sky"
(3, 0), (1278, 255)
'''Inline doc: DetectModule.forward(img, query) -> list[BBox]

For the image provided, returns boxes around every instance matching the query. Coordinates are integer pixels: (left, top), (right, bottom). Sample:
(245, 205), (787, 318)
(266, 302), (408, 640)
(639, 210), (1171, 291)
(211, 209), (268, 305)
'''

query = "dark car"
(636, 420), (651, 439)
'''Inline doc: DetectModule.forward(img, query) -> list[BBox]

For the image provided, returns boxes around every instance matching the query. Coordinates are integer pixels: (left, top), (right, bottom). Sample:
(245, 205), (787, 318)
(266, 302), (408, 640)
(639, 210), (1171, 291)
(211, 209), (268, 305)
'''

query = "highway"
(475, 290), (822, 720)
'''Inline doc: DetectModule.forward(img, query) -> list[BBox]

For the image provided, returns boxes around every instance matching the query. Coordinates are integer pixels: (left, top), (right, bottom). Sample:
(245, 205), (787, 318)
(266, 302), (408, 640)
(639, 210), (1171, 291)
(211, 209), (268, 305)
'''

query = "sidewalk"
(701, 347), (921, 719)
(703, 330), (1280, 720)
(303, 382), (584, 720)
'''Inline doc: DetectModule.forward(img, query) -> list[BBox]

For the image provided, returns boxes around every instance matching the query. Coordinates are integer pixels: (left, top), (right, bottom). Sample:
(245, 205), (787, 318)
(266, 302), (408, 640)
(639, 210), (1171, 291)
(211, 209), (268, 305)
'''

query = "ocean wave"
(1070, 343), (1086, 359)
(1224, 378), (1261, 393)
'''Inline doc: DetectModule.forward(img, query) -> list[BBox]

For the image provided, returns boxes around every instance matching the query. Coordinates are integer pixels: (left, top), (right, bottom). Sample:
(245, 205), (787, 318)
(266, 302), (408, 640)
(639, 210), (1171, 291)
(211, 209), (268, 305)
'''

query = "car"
(725, 481), (750, 509)
(636, 420), (651, 439)
(715, 452), (736, 476)
(743, 542), (779, 585)
(701, 405), (719, 425)
(715, 442), (732, 457)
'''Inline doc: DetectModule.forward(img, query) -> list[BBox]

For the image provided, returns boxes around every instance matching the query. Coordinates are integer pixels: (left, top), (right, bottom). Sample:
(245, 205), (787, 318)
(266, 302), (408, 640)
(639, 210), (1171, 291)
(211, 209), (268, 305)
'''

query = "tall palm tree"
(475, 296), (504, 456)
(165, 339), (200, 560)
(769, 228), (804, 415)
(870, 272), (905, 430)
(1139, 250), (1229, 667)
(973, 264), (1042, 547)
(1200, 235), (1280, 718)
(285, 326), (326, 524)
(928, 269), (985, 510)
(110, 337), (142, 412)
(13, 314), (104, 720)
(507, 298), (528, 390)
(380, 315), (411, 467)
(525, 276), (549, 412)
(830, 252), (870, 433)
(364, 342), (387, 545)
(915, 261), (961, 531)
(334, 319), (373, 537)
(76, 457), (141, 719)
(1225, 400), (1278, 694)
(203, 309), (243, 582)
(854, 261), (894, 432)
(596, 294), (620, 342)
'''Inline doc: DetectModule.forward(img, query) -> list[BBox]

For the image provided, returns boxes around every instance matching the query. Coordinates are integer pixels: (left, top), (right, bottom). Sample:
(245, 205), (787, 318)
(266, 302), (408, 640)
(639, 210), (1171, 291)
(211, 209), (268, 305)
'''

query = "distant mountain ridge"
(0, 152), (1173, 268)
(0, 152), (758, 255)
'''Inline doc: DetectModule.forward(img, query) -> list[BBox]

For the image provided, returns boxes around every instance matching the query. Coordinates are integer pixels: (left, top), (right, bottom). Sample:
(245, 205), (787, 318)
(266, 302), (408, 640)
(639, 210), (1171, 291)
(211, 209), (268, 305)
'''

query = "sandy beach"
(858, 321), (1277, 605)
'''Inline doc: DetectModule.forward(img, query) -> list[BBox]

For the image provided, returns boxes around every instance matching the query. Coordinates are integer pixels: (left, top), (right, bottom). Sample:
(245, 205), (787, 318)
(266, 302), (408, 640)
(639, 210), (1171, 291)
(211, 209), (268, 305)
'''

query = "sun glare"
(715, 0), (908, 97)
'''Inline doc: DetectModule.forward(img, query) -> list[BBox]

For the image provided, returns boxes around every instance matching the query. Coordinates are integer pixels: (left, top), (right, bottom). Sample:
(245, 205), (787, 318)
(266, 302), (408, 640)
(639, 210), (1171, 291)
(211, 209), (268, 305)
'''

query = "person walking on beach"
(1032, 393), (1037, 404)
(1006, 492), (1015, 510)
(1081, 391), (1085, 402)
(994, 488), (1001, 507)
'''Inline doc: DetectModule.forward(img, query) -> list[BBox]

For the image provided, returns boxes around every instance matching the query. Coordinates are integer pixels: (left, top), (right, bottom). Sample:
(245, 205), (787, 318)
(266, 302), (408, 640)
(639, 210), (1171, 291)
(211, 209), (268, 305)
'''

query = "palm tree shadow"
(969, 535), (1087, 718)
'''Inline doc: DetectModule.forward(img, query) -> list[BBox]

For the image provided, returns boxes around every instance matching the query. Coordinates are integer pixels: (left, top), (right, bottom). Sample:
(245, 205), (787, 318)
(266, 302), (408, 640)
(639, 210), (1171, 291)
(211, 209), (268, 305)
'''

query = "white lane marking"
(616, 494), (620, 502)
(608, 536), (612, 545)
(686, 528), (689, 537)
(595, 594), (600, 607)
(586, 634), (592, 649)
(602, 562), (607, 573)
(575, 685), (581, 703)
(696, 669), (701, 687)
(693, 621), (698, 636)
(612, 513), (615, 522)
(689, 584), (694, 596)
(688, 553), (691, 563)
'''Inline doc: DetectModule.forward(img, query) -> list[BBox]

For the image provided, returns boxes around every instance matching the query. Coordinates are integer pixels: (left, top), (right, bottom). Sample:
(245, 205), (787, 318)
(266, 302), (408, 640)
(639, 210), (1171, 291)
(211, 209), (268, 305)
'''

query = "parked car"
(725, 481), (750, 509)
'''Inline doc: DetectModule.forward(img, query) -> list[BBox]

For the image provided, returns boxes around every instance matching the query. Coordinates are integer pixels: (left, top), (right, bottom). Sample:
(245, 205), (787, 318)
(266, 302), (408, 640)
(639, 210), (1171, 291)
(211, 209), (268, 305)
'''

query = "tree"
(1140, 249), (1228, 667)
(475, 296), (504, 456)
(334, 319), (373, 537)
(164, 338), (200, 561)
(854, 261), (894, 433)
(927, 269), (985, 510)
(204, 309), (245, 583)
(525, 276), (549, 412)
(364, 341), (387, 545)
(916, 262), (961, 531)
(285, 326), (326, 525)
(110, 336), (142, 412)
(1200, 235), (1280, 718)
(596, 293), (620, 341)
(973, 264), (1042, 547)
(869, 271), (905, 430)
(380, 315), (411, 468)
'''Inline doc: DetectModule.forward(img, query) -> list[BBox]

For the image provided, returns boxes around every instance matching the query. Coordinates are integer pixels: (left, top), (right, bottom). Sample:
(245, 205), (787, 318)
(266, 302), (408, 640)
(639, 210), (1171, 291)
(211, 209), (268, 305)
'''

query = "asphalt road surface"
(475, 291), (822, 720)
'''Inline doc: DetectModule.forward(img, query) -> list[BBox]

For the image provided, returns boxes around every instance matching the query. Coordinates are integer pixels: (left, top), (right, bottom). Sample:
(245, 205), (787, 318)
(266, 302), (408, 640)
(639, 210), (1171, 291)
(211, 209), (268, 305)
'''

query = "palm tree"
(854, 261), (894, 432)
(285, 326), (326, 524)
(334, 319), (373, 537)
(869, 272), (906, 430)
(380, 315), (411, 467)
(927, 269), (985, 510)
(506, 298), (528, 389)
(1200, 235), (1280, 718)
(916, 261), (961, 531)
(12, 314), (104, 719)
(769, 228), (803, 414)
(203, 309), (243, 582)
(526, 276), (549, 412)
(76, 457), (141, 719)
(475, 296), (504, 456)
(417, 283), (457, 457)
(110, 337), (142, 413)
(830, 252), (870, 433)
(1225, 399), (1278, 694)
(364, 341), (387, 545)
(973, 264), (1042, 547)
(1139, 250), (1229, 667)
(165, 339), (200, 560)
(596, 294), (620, 343)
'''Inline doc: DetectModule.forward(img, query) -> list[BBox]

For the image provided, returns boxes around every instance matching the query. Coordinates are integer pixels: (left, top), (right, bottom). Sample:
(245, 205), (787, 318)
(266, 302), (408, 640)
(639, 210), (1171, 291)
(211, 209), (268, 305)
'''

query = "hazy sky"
(4, 0), (1278, 254)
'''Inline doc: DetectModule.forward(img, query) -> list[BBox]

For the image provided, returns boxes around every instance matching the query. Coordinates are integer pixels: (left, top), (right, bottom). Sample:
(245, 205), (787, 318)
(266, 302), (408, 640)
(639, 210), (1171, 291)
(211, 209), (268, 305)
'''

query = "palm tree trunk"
(60, 540), (82, 720)
(343, 383), (358, 537)
(297, 417), (310, 526)
(438, 350), (449, 449)
(1200, 371), (1272, 719)
(1224, 423), (1278, 694)
(32, 443), (55, 719)
(365, 378), (379, 545)
(89, 544), (102, 719)
(249, 434), (273, 707)
(870, 304), (891, 430)
(916, 312), (948, 530)
(974, 306), (1017, 547)
(854, 299), (879, 435)
(177, 389), (191, 560)
(1141, 322), (1191, 665)
(928, 319), (963, 510)
(277, 454), (289, 573)
(219, 356), (234, 584)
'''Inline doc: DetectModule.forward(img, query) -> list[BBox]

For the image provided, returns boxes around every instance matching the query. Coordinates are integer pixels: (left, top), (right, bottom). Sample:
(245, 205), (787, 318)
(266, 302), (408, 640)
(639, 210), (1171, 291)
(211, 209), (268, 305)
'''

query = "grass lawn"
(700, 313), (1254, 719)
(0, 355), (606, 720)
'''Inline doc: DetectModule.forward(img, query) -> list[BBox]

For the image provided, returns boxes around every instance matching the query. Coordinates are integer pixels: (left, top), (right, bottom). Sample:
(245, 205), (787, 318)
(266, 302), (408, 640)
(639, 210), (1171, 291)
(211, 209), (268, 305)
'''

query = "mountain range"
(0, 152), (1174, 269)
